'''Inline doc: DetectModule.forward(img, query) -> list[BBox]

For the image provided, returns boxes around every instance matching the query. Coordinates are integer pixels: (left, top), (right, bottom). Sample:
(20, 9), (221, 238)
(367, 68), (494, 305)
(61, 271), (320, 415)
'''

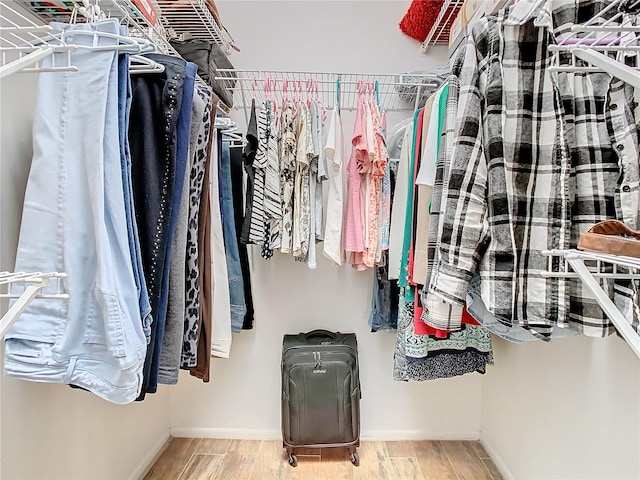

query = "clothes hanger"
(357, 79), (365, 105)
(59, 28), (154, 53)
(129, 55), (165, 74)
(270, 77), (279, 117)
(78, 0), (105, 23)
(64, 2), (155, 54)
(306, 78), (313, 109)
(312, 78), (327, 123)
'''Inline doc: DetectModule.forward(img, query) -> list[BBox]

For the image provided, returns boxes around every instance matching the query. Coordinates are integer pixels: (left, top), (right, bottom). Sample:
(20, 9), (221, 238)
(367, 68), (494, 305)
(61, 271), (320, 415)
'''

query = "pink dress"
(345, 101), (367, 270)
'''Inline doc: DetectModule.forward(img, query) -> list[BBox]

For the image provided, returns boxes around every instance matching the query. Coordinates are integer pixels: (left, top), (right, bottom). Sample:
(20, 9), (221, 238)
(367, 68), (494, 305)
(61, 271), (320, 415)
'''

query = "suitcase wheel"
(350, 451), (360, 467)
(288, 453), (298, 467)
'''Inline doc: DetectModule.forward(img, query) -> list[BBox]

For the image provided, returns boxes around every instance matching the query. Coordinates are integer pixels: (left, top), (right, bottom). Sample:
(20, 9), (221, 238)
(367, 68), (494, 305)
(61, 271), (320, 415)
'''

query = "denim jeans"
(369, 253), (399, 331)
(4, 19), (146, 404)
(219, 138), (247, 332)
(146, 61), (197, 394)
(230, 146), (254, 329)
(466, 276), (578, 342)
(118, 50), (152, 343)
(129, 54), (187, 399)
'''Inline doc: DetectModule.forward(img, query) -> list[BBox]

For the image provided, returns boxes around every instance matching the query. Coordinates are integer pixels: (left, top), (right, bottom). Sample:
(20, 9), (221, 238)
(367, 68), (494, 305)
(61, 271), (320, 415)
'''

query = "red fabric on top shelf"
(399, 0), (446, 42)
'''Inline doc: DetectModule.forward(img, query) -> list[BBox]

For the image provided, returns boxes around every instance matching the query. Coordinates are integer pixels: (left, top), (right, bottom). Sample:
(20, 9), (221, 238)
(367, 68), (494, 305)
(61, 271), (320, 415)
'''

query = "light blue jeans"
(4, 19), (146, 404)
(466, 276), (578, 343)
(219, 139), (246, 332)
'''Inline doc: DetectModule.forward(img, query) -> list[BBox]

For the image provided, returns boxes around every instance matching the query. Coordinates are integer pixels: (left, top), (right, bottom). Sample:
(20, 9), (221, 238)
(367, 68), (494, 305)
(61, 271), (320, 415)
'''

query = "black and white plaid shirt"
(424, 0), (640, 337)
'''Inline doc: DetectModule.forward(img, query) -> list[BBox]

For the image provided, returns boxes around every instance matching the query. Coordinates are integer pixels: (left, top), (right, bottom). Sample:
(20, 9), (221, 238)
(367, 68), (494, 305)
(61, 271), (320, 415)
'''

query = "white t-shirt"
(323, 107), (346, 265)
(415, 87), (444, 187)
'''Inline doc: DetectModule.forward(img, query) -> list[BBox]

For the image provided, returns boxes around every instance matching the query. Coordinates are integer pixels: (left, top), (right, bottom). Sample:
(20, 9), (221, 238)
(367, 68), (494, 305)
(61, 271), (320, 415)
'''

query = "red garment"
(414, 298), (479, 336)
(399, 0), (446, 42)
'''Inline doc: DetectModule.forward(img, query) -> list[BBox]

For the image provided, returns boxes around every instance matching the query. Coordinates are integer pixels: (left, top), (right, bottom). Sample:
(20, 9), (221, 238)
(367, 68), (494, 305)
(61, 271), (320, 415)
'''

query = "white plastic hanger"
(61, 2), (155, 54)
(129, 55), (165, 74)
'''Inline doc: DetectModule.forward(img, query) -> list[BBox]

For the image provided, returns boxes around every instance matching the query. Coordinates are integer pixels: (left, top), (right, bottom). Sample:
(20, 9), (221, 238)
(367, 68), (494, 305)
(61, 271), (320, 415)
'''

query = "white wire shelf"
(155, 0), (236, 55)
(548, 0), (640, 82)
(12, 0), (232, 113)
(542, 249), (640, 359)
(0, 272), (68, 341)
(213, 69), (442, 117)
(17, 0), (235, 53)
(0, 1), (78, 78)
(420, 0), (465, 54)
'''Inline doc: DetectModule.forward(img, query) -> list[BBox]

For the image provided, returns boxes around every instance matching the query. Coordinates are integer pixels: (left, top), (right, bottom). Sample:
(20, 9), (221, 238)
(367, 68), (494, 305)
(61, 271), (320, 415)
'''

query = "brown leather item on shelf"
(577, 220), (640, 258)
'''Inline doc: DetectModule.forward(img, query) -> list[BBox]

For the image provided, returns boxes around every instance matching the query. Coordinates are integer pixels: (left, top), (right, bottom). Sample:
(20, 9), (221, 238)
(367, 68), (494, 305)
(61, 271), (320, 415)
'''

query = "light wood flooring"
(143, 438), (503, 480)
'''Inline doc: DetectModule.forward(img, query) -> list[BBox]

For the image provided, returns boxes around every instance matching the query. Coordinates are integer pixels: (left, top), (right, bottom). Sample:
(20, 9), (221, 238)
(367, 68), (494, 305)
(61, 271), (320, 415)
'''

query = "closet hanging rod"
(218, 77), (439, 89)
(214, 68), (441, 80)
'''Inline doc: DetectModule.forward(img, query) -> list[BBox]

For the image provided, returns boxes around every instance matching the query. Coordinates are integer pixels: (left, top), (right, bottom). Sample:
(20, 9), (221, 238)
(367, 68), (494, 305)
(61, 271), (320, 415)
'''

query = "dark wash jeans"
(146, 61), (197, 394)
(129, 54), (186, 400)
(118, 53), (153, 343)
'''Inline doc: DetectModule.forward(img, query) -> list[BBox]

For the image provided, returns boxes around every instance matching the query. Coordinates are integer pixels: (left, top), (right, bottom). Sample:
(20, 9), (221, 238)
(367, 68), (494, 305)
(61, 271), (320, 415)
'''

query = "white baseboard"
(362, 429), (480, 441)
(480, 437), (515, 480)
(130, 430), (172, 480)
(170, 427), (480, 442)
(171, 427), (282, 440)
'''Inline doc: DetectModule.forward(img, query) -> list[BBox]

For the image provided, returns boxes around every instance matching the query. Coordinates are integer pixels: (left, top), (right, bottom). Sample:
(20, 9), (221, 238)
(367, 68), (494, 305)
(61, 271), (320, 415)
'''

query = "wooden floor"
(144, 438), (503, 480)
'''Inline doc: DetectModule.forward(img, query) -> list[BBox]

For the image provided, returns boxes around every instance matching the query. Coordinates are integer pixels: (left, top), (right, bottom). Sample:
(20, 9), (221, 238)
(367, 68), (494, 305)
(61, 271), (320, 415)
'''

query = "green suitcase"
(281, 330), (361, 467)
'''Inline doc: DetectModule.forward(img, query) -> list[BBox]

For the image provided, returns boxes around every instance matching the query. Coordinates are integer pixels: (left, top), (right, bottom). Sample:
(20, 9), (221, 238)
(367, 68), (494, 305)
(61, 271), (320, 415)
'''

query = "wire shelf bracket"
(420, 0), (465, 54)
(0, 272), (68, 341)
(542, 249), (640, 359)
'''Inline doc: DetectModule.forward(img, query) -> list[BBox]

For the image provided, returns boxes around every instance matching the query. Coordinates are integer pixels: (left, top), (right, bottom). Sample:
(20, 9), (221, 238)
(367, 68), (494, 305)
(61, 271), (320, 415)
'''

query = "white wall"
(168, 0), (485, 440)
(481, 336), (640, 480)
(0, 73), (171, 480)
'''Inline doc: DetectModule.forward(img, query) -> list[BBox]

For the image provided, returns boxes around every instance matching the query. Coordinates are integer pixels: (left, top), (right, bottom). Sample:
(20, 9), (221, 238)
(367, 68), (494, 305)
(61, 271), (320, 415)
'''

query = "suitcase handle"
(303, 329), (338, 340)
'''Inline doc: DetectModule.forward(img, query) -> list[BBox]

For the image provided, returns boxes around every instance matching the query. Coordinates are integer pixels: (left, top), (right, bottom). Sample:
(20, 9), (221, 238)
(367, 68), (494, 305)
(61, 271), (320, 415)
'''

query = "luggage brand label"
(312, 369), (327, 374)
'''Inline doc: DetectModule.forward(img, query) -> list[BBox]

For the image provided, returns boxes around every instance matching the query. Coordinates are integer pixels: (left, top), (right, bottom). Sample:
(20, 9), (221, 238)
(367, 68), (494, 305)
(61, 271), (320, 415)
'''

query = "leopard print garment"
(181, 84), (213, 368)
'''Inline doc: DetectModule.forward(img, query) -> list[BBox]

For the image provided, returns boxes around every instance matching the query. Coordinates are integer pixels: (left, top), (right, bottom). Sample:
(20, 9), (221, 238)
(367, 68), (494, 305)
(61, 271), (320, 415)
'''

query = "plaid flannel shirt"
(424, 0), (640, 336)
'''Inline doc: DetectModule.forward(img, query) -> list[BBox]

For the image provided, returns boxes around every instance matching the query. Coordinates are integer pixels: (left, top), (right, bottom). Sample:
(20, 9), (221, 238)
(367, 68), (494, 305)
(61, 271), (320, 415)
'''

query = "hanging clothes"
(230, 143), (255, 330)
(209, 129), (233, 358)
(323, 106), (347, 265)
(4, 20), (148, 404)
(159, 81), (207, 385)
(240, 99), (258, 244)
(146, 60), (197, 395)
(279, 100), (297, 254)
(345, 100), (367, 270)
(179, 86), (216, 370)
(130, 53), (189, 400)
(189, 92), (218, 381)
(248, 102), (269, 246)
(423, 0), (639, 337)
(264, 100), (283, 255)
(293, 102), (313, 260)
(388, 122), (415, 280)
(219, 137), (247, 333)
(308, 101), (326, 269)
